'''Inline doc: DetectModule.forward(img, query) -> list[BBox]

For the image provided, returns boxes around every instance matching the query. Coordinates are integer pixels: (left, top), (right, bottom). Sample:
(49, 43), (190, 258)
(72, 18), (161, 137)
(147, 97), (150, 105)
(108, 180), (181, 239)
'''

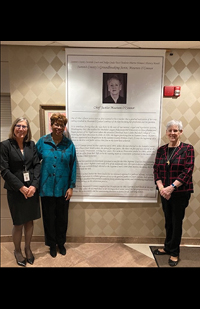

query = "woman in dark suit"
(153, 120), (195, 266)
(0, 117), (41, 266)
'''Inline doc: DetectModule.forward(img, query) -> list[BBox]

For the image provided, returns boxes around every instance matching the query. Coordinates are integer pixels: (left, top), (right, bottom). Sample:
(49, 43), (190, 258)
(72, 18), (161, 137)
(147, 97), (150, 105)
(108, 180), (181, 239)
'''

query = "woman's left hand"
(160, 185), (174, 200)
(65, 188), (73, 200)
(27, 185), (36, 198)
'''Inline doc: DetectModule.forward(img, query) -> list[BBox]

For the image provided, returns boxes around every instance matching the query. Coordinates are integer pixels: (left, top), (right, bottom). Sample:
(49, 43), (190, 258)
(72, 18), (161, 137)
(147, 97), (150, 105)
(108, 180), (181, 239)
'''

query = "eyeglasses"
(53, 123), (65, 128)
(15, 124), (28, 129)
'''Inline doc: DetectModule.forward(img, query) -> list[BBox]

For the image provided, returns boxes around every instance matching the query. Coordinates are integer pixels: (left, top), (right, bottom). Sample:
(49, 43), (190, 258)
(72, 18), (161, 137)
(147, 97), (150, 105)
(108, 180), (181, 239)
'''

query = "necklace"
(166, 141), (180, 165)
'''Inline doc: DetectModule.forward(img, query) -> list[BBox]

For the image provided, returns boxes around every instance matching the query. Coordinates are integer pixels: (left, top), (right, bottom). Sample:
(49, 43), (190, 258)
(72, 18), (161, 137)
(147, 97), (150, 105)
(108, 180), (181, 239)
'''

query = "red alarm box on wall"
(164, 86), (181, 97)
(174, 86), (181, 96)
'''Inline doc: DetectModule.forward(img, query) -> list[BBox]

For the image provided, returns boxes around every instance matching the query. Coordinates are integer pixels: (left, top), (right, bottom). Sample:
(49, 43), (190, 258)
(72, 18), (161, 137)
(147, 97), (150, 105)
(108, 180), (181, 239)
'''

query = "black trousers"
(161, 192), (191, 257)
(41, 196), (69, 247)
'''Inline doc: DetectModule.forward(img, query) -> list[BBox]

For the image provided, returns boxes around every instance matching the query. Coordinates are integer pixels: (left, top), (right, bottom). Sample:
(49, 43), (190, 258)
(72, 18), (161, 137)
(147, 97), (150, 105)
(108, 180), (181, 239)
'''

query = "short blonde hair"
(9, 117), (32, 142)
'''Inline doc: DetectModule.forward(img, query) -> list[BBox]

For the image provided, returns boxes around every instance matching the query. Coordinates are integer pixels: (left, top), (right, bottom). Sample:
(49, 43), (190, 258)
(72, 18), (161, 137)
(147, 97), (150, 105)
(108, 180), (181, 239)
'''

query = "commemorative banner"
(65, 48), (165, 202)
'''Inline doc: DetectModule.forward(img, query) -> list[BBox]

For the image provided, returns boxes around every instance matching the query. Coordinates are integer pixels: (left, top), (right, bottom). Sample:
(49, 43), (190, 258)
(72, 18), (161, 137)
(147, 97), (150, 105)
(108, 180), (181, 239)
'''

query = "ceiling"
(1, 41), (200, 50)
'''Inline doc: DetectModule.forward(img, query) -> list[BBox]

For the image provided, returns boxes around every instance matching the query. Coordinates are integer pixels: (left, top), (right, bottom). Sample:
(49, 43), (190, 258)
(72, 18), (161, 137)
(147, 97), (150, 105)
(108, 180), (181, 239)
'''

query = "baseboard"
(1, 235), (200, 245)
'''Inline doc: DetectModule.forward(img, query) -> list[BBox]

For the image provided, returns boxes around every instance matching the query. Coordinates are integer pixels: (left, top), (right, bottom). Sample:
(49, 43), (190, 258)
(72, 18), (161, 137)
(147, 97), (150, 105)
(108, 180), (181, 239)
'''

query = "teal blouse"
(36, 134), (76, 197)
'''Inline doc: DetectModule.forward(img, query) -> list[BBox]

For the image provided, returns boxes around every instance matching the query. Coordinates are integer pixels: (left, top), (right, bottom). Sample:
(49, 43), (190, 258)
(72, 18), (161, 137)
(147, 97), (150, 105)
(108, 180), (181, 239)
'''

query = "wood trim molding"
(1, 235), (200, 245)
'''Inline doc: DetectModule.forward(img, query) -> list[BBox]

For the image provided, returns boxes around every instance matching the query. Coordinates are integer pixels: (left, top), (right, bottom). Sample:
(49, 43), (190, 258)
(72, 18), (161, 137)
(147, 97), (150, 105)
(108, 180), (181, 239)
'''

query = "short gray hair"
(166, 120), (183, 131)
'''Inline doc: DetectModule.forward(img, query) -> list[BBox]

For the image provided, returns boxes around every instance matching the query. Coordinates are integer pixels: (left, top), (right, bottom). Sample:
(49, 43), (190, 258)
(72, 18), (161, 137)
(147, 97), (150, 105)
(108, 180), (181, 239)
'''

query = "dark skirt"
(7, 189), (41, 225)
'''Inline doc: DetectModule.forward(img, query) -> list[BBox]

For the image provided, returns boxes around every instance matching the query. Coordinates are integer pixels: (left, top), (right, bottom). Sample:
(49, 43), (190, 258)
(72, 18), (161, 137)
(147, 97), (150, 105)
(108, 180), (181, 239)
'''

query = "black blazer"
(103, 95), (126, 103)
(0, 139), (40, 191)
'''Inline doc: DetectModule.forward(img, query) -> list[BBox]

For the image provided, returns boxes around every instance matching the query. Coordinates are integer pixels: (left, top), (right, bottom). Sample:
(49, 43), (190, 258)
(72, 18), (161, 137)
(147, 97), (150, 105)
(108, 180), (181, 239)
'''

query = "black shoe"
(25, 249), (35, 265)
(58, 245), (66, 255)
(168, 257), (179, 267)
(14, 251), (26, 267)
(50, 246), (57, 258)
(154, 248), (168, 255)
(27, 256), (35, 265)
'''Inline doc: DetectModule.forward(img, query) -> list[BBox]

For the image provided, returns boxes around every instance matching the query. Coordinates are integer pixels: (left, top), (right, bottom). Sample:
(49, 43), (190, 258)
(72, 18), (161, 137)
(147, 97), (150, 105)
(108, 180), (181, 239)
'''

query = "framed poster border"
(39, 104), (66, 136)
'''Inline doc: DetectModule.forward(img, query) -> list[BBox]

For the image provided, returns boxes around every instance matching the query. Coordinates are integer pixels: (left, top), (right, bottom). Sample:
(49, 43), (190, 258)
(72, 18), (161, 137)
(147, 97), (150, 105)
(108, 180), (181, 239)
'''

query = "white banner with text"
(65, 48), (165, 202)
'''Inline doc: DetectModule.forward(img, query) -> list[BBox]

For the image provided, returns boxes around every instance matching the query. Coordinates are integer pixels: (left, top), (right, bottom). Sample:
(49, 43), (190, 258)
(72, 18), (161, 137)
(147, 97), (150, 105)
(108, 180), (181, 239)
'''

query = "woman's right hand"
(19, 186), (29, 199)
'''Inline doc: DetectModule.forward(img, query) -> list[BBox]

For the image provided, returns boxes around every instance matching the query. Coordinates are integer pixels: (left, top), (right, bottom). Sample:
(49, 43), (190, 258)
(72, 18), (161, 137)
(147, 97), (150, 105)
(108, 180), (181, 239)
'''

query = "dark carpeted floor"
(150, 246), (200, 267)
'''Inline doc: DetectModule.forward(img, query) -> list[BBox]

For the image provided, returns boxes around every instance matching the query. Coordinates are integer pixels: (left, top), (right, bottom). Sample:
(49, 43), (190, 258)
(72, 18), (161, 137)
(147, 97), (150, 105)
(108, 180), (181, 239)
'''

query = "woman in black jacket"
(0, 117), (41, 266)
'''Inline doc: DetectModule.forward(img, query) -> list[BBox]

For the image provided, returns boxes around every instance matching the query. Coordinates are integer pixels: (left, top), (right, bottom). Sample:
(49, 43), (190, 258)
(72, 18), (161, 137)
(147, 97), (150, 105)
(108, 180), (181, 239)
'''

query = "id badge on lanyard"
(23, 165), (30, 182)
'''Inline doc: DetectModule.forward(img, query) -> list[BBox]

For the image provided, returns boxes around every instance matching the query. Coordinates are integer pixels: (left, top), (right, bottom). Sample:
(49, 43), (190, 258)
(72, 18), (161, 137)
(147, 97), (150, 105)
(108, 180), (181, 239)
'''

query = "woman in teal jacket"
(36, 113), (76, 258)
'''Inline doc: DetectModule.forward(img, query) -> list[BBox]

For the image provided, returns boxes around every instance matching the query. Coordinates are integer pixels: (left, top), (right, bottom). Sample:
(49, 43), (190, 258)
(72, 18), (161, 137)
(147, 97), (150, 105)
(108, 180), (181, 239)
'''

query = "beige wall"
(1, 45), (200, 241)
